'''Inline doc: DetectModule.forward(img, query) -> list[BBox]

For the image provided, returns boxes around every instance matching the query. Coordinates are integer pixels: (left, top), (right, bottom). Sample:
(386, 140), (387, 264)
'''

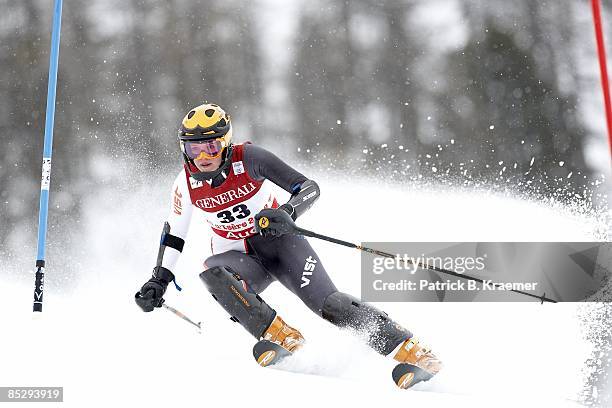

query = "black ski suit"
(159, 143), (412, 355)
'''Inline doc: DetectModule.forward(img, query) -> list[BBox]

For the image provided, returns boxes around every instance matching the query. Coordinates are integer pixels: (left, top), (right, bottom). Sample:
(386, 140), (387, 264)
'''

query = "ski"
(392, 363), (434, 390)
(253, 340), (293, 367)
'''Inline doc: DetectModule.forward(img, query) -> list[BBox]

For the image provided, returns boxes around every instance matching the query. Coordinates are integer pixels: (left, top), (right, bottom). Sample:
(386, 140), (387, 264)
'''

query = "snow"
(1, 172), (608, 407)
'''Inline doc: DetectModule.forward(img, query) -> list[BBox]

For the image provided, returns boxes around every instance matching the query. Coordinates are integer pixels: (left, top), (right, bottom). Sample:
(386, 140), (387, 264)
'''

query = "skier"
(135, 103), (442, 389)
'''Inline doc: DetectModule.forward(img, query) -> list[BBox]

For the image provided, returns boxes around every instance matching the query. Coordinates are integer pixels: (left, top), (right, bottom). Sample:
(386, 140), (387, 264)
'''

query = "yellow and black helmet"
(178, 103), (234, 181)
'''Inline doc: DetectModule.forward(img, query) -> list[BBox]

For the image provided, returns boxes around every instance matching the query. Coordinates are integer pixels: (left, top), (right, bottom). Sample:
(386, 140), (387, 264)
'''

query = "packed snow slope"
(1, 171), (609, 408)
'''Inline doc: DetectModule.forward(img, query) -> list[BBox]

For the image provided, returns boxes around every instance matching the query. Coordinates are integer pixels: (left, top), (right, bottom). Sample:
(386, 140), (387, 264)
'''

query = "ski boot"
(253, 315), (304, 367)
(392, 337), (442, 389)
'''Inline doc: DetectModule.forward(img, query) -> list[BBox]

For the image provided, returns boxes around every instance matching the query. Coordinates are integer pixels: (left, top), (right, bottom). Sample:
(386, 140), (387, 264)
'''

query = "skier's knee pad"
(199, 266), (276, 339)
(322, 291), (412, 355)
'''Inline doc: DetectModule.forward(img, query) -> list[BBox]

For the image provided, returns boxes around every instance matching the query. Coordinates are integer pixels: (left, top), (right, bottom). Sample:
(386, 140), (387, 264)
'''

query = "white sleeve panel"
(161, 169), (194, 271)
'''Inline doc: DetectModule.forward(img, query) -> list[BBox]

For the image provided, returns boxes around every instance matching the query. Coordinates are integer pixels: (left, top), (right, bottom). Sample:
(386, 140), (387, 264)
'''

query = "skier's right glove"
(135, 266), (175, 312)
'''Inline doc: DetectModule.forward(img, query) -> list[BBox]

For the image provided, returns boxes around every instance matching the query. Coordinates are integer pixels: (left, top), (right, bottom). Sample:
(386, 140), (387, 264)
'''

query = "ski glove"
(254, 206), (296, 237)
(135, 266), (175, 312)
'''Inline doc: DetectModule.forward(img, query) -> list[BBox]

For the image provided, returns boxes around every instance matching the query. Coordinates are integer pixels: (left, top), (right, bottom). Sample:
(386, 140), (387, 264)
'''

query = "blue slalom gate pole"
(33, 0), (63, 313)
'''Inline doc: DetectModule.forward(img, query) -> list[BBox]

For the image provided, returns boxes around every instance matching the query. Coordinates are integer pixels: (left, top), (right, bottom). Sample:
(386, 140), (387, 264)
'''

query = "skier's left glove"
(254, 206), (296, 237)
(134, 266), (175, 312)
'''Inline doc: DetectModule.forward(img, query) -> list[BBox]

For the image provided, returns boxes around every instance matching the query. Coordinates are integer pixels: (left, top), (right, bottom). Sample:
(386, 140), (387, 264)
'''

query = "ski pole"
(292, 226), (557, 304)
(162, 302), (203, 332)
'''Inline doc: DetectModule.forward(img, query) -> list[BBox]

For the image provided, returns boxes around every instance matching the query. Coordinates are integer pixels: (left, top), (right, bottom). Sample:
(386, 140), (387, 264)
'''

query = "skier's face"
(194, 154), (223, 172)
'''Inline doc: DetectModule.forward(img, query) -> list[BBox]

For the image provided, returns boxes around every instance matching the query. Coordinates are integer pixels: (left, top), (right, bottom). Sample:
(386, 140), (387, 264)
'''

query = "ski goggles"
(181, 138), (227, 160)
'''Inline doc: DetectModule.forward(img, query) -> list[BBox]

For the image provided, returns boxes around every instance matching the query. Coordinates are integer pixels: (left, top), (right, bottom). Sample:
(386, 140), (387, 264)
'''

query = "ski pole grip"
(257, 216), (270, 230)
